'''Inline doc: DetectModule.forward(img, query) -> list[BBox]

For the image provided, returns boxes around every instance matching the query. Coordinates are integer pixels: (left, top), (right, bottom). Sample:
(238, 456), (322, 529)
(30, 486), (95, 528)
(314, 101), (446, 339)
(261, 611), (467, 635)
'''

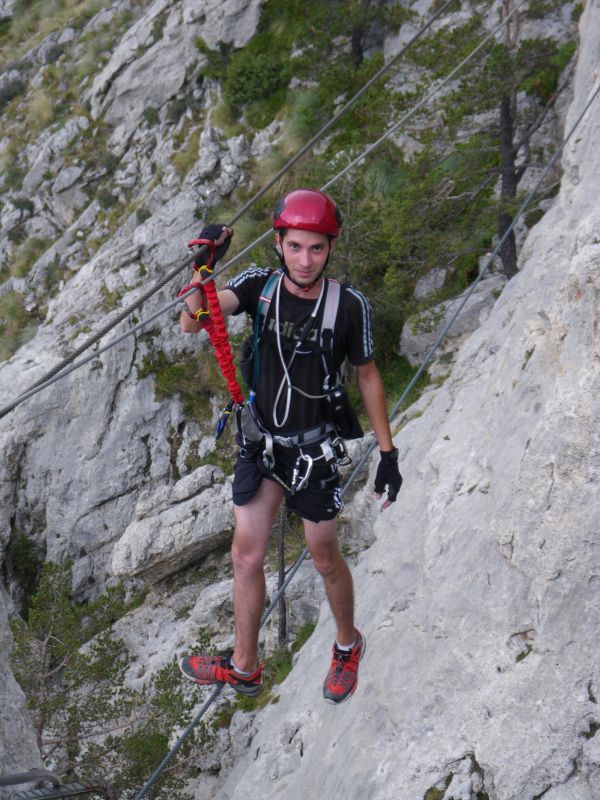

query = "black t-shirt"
(226, 268), (374, 434)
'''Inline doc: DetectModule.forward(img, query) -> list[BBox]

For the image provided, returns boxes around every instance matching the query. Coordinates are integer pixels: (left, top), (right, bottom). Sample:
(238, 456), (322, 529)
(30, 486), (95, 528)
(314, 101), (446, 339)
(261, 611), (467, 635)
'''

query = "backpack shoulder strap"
(255, 269), (283, 337)
(249, 269), (283, 396)
(321, 278), (341, 338)
(320, 278), (343, 383)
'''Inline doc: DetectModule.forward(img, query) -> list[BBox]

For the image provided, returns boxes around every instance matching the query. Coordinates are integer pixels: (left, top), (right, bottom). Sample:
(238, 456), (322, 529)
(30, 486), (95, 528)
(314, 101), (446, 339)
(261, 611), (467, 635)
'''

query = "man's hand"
(195, 224), (233, 267)
(374, 448), (402, 509)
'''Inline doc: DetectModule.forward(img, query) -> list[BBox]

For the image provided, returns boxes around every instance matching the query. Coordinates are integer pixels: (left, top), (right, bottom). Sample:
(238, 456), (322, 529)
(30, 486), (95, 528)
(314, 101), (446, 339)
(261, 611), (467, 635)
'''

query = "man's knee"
(310, 544), (345, 578)
(231, 532), (267, 576)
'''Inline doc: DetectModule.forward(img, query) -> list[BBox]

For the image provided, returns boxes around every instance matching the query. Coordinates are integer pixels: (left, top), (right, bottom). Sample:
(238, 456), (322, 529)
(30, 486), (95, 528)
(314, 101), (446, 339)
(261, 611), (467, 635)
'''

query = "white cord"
(272, 276), (327, 428)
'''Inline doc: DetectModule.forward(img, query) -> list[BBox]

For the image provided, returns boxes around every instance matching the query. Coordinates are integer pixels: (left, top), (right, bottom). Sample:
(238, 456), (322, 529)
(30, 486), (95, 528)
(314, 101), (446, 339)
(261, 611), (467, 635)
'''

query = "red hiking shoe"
(322, 630), (366, 704)
(179, 653), (263, 697)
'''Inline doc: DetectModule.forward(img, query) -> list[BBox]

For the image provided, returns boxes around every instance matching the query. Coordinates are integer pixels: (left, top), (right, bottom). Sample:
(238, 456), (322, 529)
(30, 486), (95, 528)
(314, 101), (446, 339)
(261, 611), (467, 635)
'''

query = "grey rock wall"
(211, 3), (600, 798)
(0, 589), (41, 795)
(0, 0), (590, 793)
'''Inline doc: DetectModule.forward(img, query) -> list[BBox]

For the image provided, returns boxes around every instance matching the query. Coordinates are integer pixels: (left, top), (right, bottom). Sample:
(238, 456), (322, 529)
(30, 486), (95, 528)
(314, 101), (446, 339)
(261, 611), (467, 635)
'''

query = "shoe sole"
(179, 658), (263, 696)
(323, 633), (367, 705)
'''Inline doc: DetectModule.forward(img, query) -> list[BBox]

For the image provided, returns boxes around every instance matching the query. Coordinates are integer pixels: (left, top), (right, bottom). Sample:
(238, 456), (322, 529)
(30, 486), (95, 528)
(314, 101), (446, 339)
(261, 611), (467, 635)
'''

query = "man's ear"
(329, 237), (337, 251)
(274, 232), (283, 256)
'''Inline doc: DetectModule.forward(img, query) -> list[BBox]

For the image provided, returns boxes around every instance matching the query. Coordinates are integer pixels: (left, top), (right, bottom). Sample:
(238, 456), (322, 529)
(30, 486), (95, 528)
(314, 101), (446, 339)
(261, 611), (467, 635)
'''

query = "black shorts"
(232, 441), (342, 523)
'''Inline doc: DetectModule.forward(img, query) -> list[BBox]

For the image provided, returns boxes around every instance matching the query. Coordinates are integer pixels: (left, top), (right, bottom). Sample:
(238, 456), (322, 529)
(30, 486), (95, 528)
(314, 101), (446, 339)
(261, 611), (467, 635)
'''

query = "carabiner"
(291, 454), (314, 494)
(215, 400), (233, 440)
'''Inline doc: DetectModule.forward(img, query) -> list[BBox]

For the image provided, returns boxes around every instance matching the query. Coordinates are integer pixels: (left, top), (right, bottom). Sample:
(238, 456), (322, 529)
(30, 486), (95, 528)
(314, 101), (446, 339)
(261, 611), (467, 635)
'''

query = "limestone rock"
(0, 0), (14, 21)
(400, 274), (507, 366)
(22, 116), (89, 194)
(182, 0), (262, 50)
(0, 589), (41, 784)
(111, 469), (234, 580)
(88, 0), (262, 146)
(413, 266), (447, 300)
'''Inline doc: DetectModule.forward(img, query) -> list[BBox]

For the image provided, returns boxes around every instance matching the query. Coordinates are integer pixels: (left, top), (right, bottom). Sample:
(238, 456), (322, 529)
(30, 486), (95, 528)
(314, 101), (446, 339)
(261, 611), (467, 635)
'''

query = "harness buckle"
(291, 454), (314, 494)
(261, 430), (275, 471)
(331, 436), (351, 466)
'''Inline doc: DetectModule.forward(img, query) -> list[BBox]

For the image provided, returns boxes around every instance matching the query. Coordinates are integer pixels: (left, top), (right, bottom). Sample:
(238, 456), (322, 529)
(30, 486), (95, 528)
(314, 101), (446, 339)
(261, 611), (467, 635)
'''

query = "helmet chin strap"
(274, 244), (332, 292)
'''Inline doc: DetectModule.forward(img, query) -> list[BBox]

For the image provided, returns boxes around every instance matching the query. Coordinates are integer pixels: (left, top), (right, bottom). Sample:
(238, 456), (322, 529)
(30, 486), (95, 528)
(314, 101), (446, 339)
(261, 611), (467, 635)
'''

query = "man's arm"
(357, 360), (402, 509)
(180, 286), (240, 333)
(356, 360), (394, 451)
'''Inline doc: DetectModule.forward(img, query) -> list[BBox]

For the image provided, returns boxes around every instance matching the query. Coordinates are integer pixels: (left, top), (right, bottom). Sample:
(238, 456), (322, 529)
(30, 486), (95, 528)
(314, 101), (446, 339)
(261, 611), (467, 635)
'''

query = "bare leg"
(231, 478), (283, 671)
(303, 518), (356, 645)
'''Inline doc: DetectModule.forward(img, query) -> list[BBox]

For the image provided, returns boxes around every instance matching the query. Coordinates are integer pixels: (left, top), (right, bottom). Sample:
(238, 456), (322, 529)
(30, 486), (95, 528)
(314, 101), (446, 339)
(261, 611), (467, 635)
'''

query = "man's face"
(276, 229), (334, 287)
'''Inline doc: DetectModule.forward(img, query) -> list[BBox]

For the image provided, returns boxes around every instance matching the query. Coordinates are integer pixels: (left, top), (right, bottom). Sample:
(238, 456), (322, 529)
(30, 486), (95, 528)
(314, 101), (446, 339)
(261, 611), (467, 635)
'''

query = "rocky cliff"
(212, 3), (600, 797)
(212, 2), (600, 800)
(0, 0), (595, 797)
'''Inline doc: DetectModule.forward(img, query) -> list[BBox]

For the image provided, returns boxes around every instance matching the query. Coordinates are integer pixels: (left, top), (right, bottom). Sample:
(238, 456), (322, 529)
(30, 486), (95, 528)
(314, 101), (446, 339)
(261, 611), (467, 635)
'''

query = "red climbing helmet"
(273, 189), (343, 238)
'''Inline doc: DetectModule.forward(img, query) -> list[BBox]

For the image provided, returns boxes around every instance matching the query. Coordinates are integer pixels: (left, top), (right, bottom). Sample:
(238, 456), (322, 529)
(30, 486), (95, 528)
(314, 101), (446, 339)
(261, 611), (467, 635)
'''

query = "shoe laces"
(333, 647), (351, 675)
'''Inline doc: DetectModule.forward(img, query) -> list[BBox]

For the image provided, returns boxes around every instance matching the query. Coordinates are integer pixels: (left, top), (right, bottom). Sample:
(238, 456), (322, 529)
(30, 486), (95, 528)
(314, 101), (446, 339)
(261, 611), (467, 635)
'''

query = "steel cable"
(1, 0), (457, 418)
(0, 0), (524, 420)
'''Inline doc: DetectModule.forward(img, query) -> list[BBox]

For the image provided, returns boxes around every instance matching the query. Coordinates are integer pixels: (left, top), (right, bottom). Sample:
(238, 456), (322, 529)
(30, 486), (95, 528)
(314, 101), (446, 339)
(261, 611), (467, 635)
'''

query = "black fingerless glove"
(374, 447), (403, 504)
(195, 223), (232, 267)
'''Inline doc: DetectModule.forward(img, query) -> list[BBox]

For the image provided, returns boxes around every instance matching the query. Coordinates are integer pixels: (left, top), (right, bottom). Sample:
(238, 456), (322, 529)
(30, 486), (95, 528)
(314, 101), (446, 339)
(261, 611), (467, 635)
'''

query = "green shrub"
(12, 237), (47, 277)
(9, 561), (198, 796)
(100, 149), (121, 174)
(519, 39), (577, 101)
(8, 531), (44, 614)
(143, 105), (160, 126)
(0, 75), (25, 110)
(166, 96), (188, 125)
(136, 206), (152, 224)
(12, 196), (35, 215)
(224, 48), (288, 109)
(3, 146), (25, 190)
(97, 189), (117, 209)
(0, 291), (35, 361)
(137, 349), (223, 423)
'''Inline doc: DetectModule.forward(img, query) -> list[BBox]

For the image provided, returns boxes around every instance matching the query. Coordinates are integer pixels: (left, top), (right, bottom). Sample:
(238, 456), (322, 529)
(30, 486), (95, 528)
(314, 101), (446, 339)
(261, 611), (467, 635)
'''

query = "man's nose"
(299, 249), (311, 266)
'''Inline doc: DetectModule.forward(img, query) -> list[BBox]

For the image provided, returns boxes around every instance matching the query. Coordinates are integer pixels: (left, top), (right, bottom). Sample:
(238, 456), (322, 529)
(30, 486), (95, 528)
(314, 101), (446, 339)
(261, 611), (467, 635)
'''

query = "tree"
(9, 563), (202, 798)
(437, 1), (577, 277)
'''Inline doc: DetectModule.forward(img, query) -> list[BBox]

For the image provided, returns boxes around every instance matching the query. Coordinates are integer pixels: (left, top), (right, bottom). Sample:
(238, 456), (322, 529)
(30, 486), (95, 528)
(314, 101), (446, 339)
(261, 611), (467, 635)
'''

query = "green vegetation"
(137, 349), (228, 424)
(143, 106), (160, 127)
(25, 90), (54, 132)
(1, 142), (25, 191)
(172, 128), (202, 178)
(11, 237), (48, 277)
(0, 0), (107, 62)
(8, 530), (44, 613)
(9, 561), (207, 798)
(0, 291), (37, 361)
(195, 0), (408, 132)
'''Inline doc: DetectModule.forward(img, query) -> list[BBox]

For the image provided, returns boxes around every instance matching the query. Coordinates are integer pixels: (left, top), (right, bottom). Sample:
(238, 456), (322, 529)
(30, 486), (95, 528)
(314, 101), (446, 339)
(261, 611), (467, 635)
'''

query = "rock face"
(210, 5), (600, 799)
(0, 0), (591, 795)
(400, 274), (506, 366)
(0, 590), (41, 795)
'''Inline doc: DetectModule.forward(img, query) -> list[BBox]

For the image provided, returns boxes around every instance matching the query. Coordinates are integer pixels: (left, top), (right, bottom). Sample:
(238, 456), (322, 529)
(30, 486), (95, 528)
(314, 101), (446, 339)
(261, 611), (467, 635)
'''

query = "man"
(178, 189), (401, 704)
